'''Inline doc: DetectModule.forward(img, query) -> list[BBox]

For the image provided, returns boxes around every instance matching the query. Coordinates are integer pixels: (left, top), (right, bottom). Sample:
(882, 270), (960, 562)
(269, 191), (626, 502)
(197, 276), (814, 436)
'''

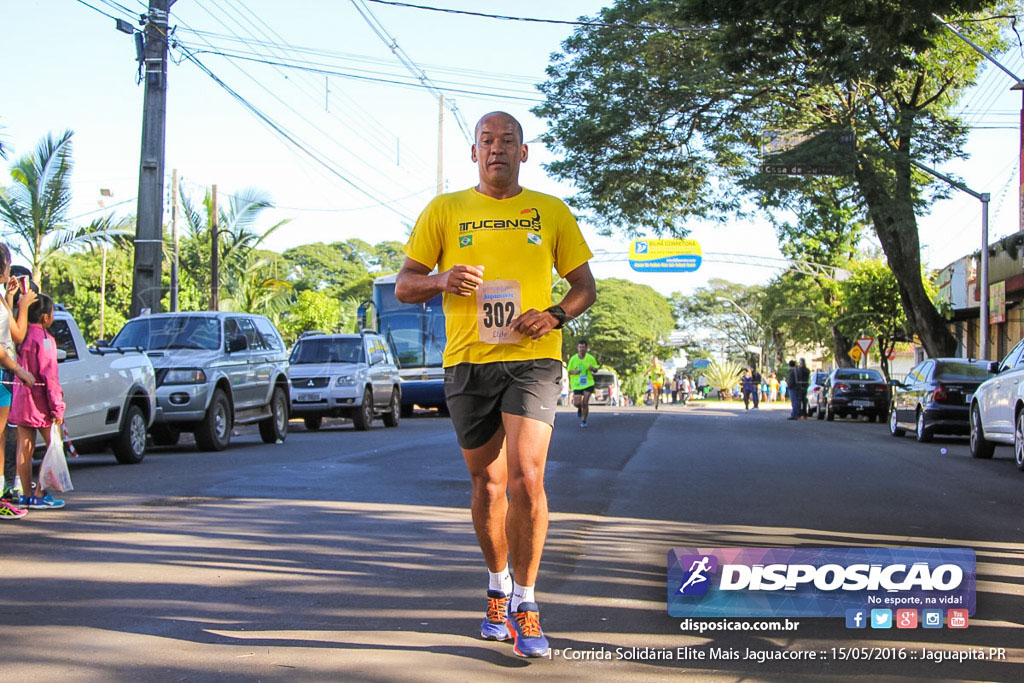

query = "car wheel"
(1016, 410), (1024, 471)
(889, 407), (906, 437)
(351, 387), (374, 431)
(304, 416), (323, 431)
(915, 408), (933, 443)
(150, 424), (180, 447)
(259, 386), (289, 444)
(969, 403), (995, 459)
(382, 388), (400, 428)
(112, 404), (148, 464)
(825, 401), (835, 421)
(195, 389), (232, 452)
(816, 402), (825, 420)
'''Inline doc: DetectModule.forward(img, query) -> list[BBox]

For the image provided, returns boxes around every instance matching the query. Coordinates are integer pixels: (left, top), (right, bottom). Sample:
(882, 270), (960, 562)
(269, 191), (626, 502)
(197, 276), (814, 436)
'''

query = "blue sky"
(3, 1), (1024, 295)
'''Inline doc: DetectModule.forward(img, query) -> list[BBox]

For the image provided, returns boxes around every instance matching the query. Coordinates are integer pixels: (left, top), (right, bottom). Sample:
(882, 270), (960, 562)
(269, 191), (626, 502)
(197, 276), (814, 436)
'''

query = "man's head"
(577, 339), (588, 355)
(788, 360), (796, 368)
(472, 111), (527, 194)
(799, 358), (807, 367)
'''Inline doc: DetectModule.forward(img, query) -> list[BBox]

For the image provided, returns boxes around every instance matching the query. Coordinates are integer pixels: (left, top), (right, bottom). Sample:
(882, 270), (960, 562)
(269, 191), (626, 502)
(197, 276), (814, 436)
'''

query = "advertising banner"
(629, 239), (702, 272)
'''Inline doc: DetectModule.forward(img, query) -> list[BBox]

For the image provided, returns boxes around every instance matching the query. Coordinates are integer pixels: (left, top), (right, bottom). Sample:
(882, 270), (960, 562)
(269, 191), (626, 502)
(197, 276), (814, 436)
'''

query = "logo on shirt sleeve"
(459, 235), (473, 248)
(526, 233), (542, 246)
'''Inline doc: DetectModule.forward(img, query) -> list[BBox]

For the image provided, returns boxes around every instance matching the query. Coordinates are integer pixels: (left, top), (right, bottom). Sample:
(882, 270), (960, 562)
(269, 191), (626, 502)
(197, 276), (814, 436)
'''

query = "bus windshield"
(373, 280), (446, 369)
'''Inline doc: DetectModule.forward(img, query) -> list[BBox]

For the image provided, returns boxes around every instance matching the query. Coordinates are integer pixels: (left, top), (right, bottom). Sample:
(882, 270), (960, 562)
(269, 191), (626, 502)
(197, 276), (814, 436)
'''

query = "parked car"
(821, 367), (889, 421)
(806, 371), (830, 417)
(890, 358), (994, 442)
(110, 313), (290, 451)
(969, 337), (1024, 469)
(590, 369), (619, 406)
(51, 310), (156, 464)
(288, 332), (401, 431)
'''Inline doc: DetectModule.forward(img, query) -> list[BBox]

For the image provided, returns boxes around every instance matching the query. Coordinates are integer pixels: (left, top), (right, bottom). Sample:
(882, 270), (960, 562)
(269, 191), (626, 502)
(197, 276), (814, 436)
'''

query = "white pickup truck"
(46, 310), (157, 464)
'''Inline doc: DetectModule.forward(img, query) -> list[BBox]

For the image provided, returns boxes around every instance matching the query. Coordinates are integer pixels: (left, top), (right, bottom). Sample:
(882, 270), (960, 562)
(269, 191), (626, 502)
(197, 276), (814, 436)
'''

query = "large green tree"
(535, 0), (1011, 358)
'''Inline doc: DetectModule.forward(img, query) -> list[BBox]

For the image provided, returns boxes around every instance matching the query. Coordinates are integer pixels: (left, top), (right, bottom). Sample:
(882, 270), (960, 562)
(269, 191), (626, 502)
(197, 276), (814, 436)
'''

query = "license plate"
(852, 400), (873, 408)
(295, 392), (322, 402)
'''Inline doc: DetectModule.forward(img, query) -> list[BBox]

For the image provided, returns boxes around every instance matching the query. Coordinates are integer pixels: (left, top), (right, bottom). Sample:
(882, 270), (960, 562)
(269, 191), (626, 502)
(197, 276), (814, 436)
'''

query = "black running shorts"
(444, 359), (562, 450)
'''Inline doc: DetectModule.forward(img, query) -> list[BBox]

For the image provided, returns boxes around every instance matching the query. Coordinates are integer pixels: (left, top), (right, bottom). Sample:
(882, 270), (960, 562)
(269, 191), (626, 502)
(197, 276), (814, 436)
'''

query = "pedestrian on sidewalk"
(786, 360), (801, 420)
(12, 294), (66, 510)
(0, 246), (38, 520)
(797, 358), (811, 419)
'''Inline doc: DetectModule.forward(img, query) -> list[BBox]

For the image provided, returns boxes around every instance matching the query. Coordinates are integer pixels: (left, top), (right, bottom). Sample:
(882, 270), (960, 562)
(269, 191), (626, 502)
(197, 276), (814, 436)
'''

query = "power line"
(175, 44), (414, 221)
(179, 46), (548, 104)
(210, 0), (434, 179)
(172, 7), (427, 203)
(361, 0), (704, 33)
(350, 0), (474, 144)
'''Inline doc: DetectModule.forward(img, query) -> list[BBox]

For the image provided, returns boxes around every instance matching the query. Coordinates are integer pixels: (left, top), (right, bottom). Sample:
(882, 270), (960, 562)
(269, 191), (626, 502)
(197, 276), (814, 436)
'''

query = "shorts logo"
(459, 235), (473, 248)
(677, 554), (717, 596)
(527, 232), (542, 246)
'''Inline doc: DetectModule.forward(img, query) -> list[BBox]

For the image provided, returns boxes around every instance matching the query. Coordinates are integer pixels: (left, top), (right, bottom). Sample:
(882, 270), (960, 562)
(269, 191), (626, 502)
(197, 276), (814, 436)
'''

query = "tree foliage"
(671, 280), (764, 364)
(535, 0), (1013, 358)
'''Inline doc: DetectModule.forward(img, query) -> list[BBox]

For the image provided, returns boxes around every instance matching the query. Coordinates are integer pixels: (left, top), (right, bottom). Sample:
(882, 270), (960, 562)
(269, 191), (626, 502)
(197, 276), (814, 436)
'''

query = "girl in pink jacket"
(12, 295), (66, 510)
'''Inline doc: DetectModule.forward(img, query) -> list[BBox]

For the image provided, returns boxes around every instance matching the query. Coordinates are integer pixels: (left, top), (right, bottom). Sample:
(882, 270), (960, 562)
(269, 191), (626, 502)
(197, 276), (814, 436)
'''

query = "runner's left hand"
(511, 308), (558, 340)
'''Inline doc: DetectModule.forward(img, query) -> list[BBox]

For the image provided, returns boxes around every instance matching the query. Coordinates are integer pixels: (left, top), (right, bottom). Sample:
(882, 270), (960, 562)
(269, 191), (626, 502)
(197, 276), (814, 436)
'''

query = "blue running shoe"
(508, 601), (549, 657)
(480, 590), (510, 641)
(27, 494), (65, 510)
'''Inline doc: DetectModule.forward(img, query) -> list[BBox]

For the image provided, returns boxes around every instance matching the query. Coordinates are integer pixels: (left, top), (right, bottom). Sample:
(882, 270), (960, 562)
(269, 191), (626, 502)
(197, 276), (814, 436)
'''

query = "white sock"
(0, 475), (5, 492)
(511, 582), (535, 612)
(488, 566), (513, 595)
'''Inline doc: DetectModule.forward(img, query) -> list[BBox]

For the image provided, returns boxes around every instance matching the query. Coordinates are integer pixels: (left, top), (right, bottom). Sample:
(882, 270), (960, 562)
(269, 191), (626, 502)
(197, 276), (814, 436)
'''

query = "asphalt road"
(1, 400), (1021, 681)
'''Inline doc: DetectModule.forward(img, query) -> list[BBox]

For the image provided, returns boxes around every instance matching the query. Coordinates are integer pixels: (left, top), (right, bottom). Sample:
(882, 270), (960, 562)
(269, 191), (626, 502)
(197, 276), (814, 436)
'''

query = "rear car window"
(834, 369), (883, 381)
(934, 362), (994, 381)
(290, 338), (365, 364)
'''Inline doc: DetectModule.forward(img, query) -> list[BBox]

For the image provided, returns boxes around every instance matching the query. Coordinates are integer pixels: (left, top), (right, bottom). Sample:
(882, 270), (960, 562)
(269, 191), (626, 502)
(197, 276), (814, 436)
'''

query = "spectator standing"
(0, 246), (38, 519)
(12, 295), (66, 510)
(797, 358), (811, 419)
(786, 361), (800, 420)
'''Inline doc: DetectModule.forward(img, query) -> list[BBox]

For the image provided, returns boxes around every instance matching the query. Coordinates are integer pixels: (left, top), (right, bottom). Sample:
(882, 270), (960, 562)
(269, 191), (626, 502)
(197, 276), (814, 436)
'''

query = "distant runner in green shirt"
(567, 339), (598, 427)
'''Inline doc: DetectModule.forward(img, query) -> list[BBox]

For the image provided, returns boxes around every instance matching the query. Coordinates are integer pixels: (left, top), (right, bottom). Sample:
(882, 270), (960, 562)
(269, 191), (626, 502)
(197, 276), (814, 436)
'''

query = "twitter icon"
(870, 609), (893, 629)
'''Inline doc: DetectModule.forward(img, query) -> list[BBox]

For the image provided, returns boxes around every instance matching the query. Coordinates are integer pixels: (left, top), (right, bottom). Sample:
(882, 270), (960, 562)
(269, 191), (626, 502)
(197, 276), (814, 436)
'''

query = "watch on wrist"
(545, 305), (568, 329)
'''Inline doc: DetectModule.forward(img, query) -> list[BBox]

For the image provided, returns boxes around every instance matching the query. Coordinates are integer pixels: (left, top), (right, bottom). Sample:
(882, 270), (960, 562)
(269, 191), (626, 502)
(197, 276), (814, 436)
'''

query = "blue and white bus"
(371, 273), (447, 415)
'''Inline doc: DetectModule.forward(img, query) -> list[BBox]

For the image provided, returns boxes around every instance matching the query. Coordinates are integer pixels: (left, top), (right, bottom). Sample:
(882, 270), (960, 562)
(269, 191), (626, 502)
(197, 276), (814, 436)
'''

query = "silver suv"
(288, 332), (401, 430)
(111, 312), (291, 451)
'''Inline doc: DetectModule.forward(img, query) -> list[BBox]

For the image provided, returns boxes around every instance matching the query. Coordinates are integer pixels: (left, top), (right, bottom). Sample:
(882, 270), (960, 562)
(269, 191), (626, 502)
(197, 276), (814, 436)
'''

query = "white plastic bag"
(39, 424), (73, 493)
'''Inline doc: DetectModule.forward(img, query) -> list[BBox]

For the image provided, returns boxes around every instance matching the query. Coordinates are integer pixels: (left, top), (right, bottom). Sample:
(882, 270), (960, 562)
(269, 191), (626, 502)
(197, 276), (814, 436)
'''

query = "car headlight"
(335, 376), (357, 386)
(162, 368), (207, 385)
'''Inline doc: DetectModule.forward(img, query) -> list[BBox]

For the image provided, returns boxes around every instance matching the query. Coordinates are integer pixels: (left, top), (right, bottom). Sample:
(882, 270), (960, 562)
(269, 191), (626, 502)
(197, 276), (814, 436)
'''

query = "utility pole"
(170, 168), (179, 311)
(437, 93), (444, 195)
(131, 0), (175, 317)
(210, 185), (220, 311)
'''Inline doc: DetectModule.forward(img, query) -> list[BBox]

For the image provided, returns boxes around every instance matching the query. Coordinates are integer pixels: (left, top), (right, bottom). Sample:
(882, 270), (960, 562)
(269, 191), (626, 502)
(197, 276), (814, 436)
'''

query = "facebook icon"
(845, 609), (867, 629)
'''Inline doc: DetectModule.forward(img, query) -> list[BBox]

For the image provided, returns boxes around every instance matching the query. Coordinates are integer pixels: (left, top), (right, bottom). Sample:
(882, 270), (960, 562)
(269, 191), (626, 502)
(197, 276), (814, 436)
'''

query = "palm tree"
(177, 185), (290, 307)
(219, 254), (293, 319)
(0, 130), (115, 283)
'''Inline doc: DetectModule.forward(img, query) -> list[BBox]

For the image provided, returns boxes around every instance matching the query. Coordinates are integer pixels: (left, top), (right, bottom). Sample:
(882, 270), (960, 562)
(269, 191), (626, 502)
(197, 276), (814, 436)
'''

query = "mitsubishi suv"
(111, 312), (291, 451)
(288, 332), (401, 431)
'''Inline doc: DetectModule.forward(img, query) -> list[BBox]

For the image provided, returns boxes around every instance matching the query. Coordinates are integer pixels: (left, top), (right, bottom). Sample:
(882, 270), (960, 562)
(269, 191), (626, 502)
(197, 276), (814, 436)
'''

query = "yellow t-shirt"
(404, 187), (593, 367)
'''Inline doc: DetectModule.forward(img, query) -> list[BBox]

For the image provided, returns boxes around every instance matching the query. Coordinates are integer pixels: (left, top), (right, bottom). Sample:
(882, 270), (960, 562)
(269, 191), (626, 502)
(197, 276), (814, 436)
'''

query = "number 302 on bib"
(476, 280), (522, 344)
